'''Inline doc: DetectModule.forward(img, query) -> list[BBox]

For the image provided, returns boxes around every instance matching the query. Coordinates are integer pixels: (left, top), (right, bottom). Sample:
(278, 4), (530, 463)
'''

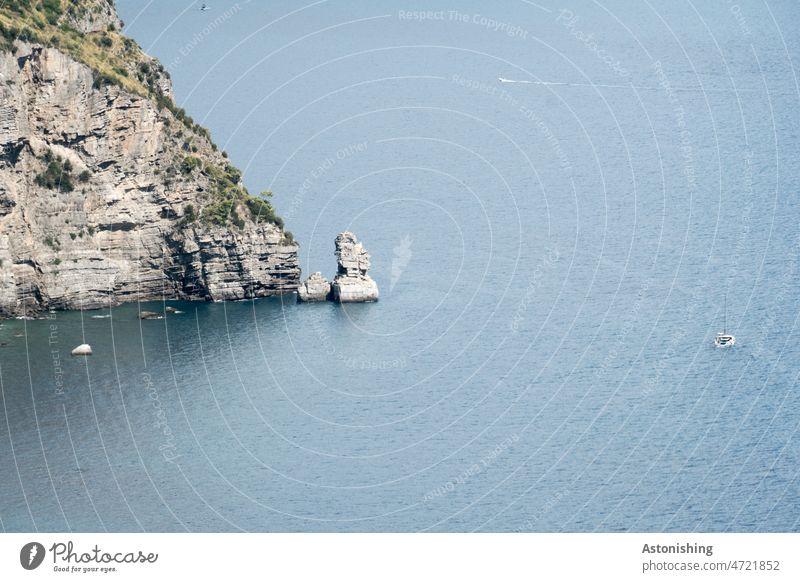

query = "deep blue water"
(1, 0), (799, 531)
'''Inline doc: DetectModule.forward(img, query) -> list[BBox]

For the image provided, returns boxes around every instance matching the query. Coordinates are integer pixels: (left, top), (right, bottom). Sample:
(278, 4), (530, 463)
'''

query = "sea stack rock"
(297, 272), (331, 302)
(331, 232), (379, 302)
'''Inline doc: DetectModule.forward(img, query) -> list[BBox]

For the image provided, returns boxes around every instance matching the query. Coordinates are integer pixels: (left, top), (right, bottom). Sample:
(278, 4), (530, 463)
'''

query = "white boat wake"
(500, 77), (651, 89)
(497, 77), (749, 93)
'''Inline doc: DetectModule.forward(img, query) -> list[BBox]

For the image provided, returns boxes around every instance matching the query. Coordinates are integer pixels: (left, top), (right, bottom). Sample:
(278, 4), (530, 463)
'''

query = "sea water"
(0, 0), (798, 531)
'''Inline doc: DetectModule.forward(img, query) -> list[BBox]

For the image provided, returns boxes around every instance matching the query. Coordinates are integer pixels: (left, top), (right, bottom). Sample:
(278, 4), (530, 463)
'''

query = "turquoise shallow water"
(0, 0), (799, 531)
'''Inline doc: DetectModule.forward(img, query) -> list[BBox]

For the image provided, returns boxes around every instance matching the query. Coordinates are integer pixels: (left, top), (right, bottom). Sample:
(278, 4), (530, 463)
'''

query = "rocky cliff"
(0, 2), (299, 317)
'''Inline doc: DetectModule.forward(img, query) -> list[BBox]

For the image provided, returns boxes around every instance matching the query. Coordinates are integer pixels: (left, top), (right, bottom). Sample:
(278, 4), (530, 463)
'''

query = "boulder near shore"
(297, 272), (332, 302)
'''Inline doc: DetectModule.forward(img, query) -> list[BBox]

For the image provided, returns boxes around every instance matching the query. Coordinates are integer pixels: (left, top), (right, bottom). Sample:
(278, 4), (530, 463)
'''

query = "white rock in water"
(297, 272), (331, 302)
(331, 232), (379, 302)
(71, 344), (92, 356)
(332, 276), (379, 302)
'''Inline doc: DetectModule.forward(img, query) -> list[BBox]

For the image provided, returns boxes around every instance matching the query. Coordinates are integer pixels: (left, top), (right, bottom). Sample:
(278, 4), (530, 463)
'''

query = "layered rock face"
(63, 0), (122, 34)
(0, 44), (299, 317)
(297, 272), (331, 302)
(331, 232), (379, 302)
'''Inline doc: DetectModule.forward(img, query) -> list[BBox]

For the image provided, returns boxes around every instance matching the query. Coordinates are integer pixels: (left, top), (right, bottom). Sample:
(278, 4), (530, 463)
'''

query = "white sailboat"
(714, 294), (735, 347)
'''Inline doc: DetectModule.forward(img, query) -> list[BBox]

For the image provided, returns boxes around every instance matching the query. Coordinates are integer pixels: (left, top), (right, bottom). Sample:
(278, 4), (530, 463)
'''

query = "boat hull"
(714, 335), (735, 348)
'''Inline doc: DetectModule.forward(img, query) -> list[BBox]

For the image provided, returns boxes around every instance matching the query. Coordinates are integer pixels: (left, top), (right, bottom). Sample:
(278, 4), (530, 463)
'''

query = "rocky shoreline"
(4, 230), (381, 319)
(0, 2), (381, 319)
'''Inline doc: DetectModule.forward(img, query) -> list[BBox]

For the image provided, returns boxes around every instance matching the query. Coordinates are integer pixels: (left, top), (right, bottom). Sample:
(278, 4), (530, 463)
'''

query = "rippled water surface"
(1, 0), (798, 531)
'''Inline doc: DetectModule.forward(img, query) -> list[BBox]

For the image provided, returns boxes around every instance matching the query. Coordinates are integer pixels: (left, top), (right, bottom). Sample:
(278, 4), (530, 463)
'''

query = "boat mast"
(724, 294), (727, 334)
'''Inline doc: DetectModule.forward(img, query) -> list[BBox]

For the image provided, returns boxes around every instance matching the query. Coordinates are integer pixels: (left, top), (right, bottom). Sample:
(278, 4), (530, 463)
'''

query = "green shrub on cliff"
(91, 69), (117, 89)
(177, 204), (197, 228)
(34, 150), (74, 192)
(202, 196), (235, 226)
(0, 20), (39, 51)
(180, 155), (201, 174)
(245, 195), (283, 228)
(42, 0), (62, 25)
(3, 1), (34, 14)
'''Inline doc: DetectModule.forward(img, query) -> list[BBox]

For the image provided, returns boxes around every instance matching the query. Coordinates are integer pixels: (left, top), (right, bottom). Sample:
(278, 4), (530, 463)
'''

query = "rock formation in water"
(138, 311), (163, 320)
(0, 1), (299, 317)
(297, 271), (331, 302)
(331, 231), (379, 302)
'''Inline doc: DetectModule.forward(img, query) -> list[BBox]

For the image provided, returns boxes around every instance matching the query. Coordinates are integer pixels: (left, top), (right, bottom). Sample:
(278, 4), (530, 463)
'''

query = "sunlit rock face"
(0, 44), (299, 317)
(331, 231), (379, 303)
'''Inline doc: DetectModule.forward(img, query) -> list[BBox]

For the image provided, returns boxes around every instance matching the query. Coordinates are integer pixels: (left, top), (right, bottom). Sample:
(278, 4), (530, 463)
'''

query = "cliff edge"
(0, 1), (299, 317)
